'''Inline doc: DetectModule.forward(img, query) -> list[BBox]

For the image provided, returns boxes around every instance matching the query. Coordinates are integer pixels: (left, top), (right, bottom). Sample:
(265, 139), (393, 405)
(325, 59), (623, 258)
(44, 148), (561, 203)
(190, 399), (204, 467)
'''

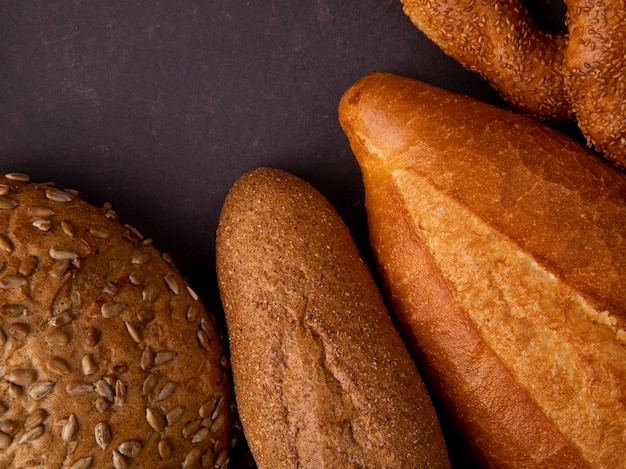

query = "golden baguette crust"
(338, 73), (626, 468)
(216, 167), (450, 469)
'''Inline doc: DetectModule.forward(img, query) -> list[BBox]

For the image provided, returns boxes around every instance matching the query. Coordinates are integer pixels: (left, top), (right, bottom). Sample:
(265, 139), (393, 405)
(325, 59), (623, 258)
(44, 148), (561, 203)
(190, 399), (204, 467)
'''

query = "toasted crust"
(216, 167), (450, 469)
(0, 173), (232, 468)
(338, 73), (626, 468)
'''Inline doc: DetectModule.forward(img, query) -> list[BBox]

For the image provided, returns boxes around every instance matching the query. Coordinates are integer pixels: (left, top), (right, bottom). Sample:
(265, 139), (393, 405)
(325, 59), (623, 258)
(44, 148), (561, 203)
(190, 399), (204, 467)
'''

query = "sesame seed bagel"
(0, 173), (233, 468)
(400, 0), (573, 123)
(563, 0), (626, 170)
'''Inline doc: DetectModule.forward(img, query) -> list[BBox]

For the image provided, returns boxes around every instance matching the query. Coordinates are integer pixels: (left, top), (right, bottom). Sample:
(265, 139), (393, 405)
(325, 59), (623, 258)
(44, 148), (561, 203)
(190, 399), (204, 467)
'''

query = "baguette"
(216, 167), (450, 468)
(338, 72), (626, 468)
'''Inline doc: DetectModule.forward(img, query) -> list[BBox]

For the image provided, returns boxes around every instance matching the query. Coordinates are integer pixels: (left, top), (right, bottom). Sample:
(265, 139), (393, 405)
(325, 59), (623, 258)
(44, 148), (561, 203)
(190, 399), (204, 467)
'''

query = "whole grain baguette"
(216, 167), (450, 469)
(338, 72), (626, 469)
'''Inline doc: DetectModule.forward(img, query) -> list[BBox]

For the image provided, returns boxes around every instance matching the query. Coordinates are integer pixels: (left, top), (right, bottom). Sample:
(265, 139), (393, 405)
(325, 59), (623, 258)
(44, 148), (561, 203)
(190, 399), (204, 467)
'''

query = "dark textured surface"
(0, 1), (566, 467)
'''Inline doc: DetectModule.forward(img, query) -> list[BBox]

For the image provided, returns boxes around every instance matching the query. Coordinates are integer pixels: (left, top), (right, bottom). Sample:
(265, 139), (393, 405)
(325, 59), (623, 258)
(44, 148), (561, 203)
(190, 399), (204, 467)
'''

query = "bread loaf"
(0, 172), (233, 468)
(216, 167), (450, 468)
(338, 73), (626, 469)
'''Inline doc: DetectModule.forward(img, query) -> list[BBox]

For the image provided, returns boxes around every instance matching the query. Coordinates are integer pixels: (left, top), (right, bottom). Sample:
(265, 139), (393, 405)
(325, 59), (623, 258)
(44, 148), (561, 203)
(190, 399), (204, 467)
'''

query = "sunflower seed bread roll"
(338, 72), (626, 468)
(0, 172), (233, 468)
(216, 167), (450, 469)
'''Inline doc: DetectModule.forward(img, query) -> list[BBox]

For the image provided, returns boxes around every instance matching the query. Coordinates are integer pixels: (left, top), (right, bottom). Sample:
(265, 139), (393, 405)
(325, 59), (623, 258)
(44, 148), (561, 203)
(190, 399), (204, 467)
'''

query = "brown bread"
(216, 167), (450, 469)
(0, 172), (233, 468)
(338, 72), (626, 469)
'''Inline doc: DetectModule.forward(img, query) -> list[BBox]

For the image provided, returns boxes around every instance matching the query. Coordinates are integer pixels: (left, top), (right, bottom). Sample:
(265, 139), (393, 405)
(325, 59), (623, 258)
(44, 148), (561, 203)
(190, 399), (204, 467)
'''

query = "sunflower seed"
(125, 321), (142, 343)
(94, 397), (110, 413)
(0, 235), (13, 253)
(154, 350), (177, 366)
(118, 440), (142, 458)
(215, 450), (229, 468)
(211, 397), (226, 421)
(24, 408), (48, 430)
(162, 252), (172, 263)
(5, 369), (36, 387)
(28, 380), (55, 400)
(140, 346), (154, 371)
(210, 414), (225, 433)
(47, 329), (70, 346)
(85, 327), (100, 346)
(192, 426), (210, 444)
(81, 354), (98, 376)
(18, 424), (44, 444)
(186, 304), (200, 322)
(220, 356), (230, 369)
(89, 225), (112, 239)
(128, 269), (146, 286)
(49, 245), (79, 260)
(186, 285), (199, 301)
(157, 438), (172, 459)
(182, 419), (201, 440)
(49, 260), (70, 278)
(137, 309), (154, 324)
(28, 206), (55, 217)
(61, 219), (75, 236)
(5, 172), (29, 182)
(163, 275), (179, 295)
(141, 282), (160, 302)
(46, 188), (72, 203)
(2, 303), (26, 317)
(112, 449), (128, 469)
(70, 457), (93, 469)
(0, 198), (17, 210)
(156, 382), (176, 401)
(0, 431), (12, 450)
(66, 381), (94, 396)
(0, 185), (8, 196)
(0, 419), (17, 436)
(165, 406), (185, 426)
(46, 356), (71, 375)
(0, 275), (27, 289)
(131, 251), (150, 265)
(7, 383), (23, 398)
(8, 323), (29, 341)
(18, 256), (38, 276)
(142, 372), (159, 395)
(62, 414), (79, 442)
(32, 219), (52, 231)
(49, 313), (72, 327)
(124, 224), (144, 241)
(198, 398), (218, 419)
(182, 447), (202, 468)
(197, 330), (211, 351)
(114, 379), (126, 406)
(101, 302), (126, 319)
(95, 379), (114, 402)
(146, 408), (165, 432)
(94, 422), (111, 450)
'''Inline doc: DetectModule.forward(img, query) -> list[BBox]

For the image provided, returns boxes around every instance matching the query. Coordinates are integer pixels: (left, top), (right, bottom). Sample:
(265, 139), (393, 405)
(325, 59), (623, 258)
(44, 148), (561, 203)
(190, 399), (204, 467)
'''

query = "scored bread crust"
(0, 173), (233, 468)
(216, 167), (451, 469)
(338, 73), (626, 468)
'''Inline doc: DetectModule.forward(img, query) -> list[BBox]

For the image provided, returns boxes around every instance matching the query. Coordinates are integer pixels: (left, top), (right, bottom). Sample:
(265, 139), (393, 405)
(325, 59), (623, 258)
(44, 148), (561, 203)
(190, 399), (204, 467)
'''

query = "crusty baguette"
(338, 72), (626, 469)
(216, 167), (450, 469)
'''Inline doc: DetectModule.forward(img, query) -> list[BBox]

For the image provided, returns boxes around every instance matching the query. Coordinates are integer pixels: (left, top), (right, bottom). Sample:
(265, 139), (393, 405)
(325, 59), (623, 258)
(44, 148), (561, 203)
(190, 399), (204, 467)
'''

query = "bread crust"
(338, 73), (626, 468)
(0, 173), (233, 468)
(216, 167), (450, 469)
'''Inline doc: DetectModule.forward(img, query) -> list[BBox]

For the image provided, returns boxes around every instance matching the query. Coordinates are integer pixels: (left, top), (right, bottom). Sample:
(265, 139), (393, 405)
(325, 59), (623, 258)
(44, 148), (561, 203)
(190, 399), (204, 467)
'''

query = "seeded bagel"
(0, 172), (233, 468)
